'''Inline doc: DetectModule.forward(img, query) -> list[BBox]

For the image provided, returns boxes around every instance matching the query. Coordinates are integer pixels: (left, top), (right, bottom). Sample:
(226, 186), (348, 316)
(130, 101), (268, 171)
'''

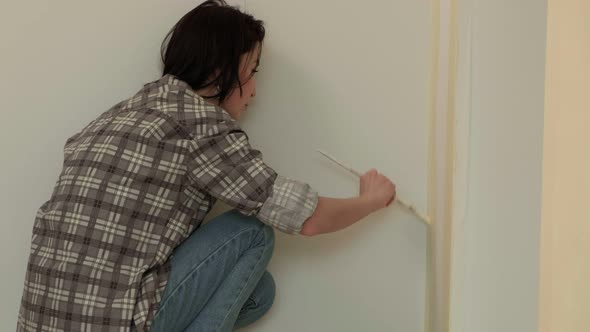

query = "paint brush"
(316, 149), (431, 225)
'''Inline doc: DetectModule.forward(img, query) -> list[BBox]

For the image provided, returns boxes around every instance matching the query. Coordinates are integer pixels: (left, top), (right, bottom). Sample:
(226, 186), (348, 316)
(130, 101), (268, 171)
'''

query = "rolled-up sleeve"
(187, 128), (319, 234)
(258, 175), (318, 234)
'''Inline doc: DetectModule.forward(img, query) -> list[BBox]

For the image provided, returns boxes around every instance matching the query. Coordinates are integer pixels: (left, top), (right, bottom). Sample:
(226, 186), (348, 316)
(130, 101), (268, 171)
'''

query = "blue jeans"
(150, 210), (276, 331)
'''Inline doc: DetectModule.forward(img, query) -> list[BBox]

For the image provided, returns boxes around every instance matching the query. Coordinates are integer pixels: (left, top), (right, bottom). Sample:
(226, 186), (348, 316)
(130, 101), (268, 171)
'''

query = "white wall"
(539, 1), (590, 331)
(238, 1), (431, 331)
(450, 0), (547, 331)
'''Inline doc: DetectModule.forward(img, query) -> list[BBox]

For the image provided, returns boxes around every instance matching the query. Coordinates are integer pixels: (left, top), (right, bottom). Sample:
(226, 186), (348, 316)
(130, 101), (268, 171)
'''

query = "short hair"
(161, 0), (265, 103)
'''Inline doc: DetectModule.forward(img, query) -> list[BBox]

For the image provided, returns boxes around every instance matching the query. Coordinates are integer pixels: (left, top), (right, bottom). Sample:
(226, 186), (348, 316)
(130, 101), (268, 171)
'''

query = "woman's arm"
(300, 169), (396, 236)
(300, 196), (376, 235)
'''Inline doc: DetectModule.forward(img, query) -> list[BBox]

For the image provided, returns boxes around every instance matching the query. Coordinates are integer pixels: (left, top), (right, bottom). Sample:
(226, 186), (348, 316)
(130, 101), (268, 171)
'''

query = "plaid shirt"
(17, 74), (319, 331)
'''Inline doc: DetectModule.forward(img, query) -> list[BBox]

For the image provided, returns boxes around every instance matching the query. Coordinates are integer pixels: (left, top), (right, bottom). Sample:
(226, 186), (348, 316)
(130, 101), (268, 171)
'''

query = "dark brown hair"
(161, 0), (265, 102)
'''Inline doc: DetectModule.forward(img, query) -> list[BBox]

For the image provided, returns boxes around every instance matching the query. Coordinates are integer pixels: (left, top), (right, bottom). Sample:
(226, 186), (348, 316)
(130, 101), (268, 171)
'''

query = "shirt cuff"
(257, 175), (319, 234)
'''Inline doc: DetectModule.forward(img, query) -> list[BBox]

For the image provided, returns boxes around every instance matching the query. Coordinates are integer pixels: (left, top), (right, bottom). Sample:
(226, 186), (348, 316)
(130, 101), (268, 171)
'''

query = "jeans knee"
(221, 210), (275, 252)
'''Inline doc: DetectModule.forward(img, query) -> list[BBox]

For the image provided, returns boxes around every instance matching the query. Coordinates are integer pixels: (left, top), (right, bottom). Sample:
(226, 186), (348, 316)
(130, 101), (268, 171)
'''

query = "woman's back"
(18, 75), (260, 331)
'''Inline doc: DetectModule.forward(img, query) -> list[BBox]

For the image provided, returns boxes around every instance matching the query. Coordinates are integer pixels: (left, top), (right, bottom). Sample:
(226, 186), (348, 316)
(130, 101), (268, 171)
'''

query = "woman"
(17, 1), (396, 331)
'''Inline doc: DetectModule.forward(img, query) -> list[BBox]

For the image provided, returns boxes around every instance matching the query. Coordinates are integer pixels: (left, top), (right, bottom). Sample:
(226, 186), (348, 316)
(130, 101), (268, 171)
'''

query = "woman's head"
(161, 0), (265, 119)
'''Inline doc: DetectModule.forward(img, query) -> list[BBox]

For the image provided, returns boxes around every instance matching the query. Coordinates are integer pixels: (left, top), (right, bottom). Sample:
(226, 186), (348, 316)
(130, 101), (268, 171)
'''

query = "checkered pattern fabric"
(17, 75), (319, 331)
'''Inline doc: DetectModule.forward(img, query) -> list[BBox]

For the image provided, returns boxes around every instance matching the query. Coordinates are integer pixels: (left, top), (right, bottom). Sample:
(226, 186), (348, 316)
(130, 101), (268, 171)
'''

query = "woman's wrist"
(357, 194), (380, 215)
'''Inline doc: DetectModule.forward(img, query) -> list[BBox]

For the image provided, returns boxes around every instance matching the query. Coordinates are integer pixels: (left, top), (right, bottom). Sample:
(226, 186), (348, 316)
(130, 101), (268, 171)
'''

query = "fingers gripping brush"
(316, 149), (431, 225)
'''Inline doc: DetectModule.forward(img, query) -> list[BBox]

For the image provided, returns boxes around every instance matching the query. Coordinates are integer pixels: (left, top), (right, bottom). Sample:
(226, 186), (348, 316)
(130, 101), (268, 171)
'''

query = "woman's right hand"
(359, 169), (396, 212)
